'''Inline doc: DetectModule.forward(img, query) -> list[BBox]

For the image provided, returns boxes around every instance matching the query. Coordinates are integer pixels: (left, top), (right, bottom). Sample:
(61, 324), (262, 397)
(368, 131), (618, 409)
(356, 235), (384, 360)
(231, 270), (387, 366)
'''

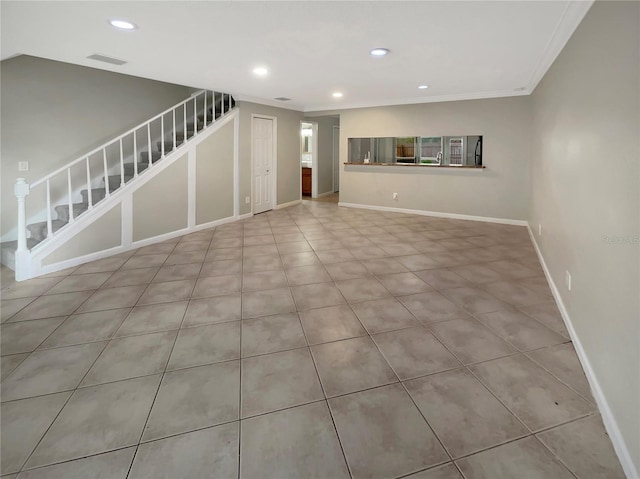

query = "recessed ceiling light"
(370, 48), (390, 57)
(418, 84), (429, 89)
(332, 92), (343, 98)
(109, 19), (138, 31)
(252, 67), (268, 76)
(514, 86), (527, 91)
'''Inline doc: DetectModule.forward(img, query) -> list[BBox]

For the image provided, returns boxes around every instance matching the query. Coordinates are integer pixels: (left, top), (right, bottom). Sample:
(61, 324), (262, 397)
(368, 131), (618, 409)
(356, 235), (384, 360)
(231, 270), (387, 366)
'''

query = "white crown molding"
(526, 0), (594, 93)
(303, 89), (531, 114)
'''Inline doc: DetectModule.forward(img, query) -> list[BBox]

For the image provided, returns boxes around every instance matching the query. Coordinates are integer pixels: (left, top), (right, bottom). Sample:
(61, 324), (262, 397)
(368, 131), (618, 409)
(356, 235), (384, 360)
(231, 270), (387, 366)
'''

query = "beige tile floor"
(0, 198), (626, 479)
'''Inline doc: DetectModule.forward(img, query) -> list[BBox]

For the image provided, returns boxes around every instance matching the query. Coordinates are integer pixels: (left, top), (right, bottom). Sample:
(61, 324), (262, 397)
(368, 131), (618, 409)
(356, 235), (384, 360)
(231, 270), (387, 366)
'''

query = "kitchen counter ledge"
(344, 162), (485, 169)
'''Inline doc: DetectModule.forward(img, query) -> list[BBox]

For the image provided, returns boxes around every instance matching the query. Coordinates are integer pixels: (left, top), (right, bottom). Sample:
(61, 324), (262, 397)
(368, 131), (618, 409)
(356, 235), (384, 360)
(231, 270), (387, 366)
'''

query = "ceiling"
(1, 1), (592, 112)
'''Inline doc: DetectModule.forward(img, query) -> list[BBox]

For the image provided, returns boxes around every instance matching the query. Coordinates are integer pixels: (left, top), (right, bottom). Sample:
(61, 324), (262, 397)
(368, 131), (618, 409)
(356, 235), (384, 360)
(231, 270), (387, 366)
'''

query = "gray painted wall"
(530, 1), (639, 473)
(237, 102), (304, 213)
(37, 116), (237, 274)
(196, 121), (234, 224)
(133, 154), (188, 241)
(1, 55), (194, 239)
(42, 204), (121, 265)
(336, 97), (531, 221)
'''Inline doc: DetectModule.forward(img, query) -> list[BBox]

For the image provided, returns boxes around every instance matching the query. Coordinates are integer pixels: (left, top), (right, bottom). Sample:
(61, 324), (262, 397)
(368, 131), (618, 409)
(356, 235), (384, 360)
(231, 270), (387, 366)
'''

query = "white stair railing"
(14, 90), (235, 254)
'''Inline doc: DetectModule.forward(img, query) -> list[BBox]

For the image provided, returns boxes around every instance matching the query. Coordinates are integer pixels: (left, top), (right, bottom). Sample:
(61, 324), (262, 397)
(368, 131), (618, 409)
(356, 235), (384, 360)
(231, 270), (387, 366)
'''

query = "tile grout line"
(287, 214), (463, 475)
(124, 236), (201, 479)
(523, 351), (596, 405)
(2, 203), (599, 477)
(531, 430), (581, 479)
(277, 207), (356, 478)
(427, 326), (537, 436)
(298, 290), (354, 479)
(0, 316), (73, 384)
(15, 333), (112, 474)
(104, 230), (209, 478)
(366, 324), (456, 469)
(237, 223), (245, 479)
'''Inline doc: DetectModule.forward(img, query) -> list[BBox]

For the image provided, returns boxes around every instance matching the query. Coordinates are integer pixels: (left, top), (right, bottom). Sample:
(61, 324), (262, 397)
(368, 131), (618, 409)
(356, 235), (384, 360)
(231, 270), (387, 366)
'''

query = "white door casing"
(310, 122), (318, 198)
(252, 116), (275, 214)
(333, 125), (340, 192)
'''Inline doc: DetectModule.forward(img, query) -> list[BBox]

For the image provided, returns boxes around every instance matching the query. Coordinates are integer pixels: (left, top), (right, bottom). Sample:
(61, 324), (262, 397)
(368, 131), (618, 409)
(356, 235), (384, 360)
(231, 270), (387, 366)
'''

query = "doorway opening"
(300, 121), (317, 197)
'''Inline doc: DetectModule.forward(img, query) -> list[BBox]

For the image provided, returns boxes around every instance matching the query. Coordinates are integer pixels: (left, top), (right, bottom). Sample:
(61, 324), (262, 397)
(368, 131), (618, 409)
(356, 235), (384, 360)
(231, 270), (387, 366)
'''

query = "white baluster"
(14, 178), (30, 253)
(183, 104), (187, 140)
(147, 123), (152, 166)
(161, 116), (165, 156)
(67, 168), (74, 223)
(173, 109), (176, 149)
(46, 180), (53, 236)
(103, 149), (110, 197)
(204, 92), (207, 125)
(133, 131), (138, 177)
(193, 97), (197, 135)
(119, 139), (125, 187)
(85, 158), (93, 209)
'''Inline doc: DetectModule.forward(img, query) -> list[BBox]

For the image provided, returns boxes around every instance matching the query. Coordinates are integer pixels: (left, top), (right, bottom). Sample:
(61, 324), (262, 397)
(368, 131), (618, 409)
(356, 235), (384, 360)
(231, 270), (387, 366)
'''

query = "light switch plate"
(18, 161), (29, 172)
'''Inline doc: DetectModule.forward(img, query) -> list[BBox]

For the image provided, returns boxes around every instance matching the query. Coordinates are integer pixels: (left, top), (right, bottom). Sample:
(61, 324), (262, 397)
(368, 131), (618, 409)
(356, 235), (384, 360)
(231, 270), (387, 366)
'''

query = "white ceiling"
(1, 1), (592, 112)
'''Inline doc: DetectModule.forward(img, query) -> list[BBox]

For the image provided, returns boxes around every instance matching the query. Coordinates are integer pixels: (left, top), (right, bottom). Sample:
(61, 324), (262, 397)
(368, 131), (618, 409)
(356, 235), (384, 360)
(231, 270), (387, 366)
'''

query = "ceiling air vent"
(274, 97), (291, 102)
(86, 54), (127, 66)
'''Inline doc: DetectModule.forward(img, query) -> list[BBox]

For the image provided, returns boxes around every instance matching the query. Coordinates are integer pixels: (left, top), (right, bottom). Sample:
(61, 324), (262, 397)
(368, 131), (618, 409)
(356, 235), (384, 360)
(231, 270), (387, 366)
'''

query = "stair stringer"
(18, 109), (243, 281)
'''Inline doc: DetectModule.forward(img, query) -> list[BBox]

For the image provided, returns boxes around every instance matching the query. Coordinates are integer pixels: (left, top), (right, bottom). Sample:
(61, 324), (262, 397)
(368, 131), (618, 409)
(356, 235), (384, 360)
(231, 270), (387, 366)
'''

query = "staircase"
(2, 90), (236, 278)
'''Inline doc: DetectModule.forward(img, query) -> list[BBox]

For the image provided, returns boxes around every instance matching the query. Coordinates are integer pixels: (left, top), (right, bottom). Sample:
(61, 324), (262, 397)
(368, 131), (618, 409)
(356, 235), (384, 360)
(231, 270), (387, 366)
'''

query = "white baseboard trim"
(237, 212), (253, 221)
(526, 224), (639, 479)
(275, 199), (302, 210)
(316, 191), (335, 198)
(192, 215), (245, 232)
(38, 244), (129, 276)
(338, 202), (528, 226)
(34, 213), (248, 279)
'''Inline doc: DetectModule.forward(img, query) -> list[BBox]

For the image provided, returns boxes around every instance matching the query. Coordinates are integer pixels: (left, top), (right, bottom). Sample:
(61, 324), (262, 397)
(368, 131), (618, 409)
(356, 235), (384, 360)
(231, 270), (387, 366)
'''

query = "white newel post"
(14, 178), (31, 281)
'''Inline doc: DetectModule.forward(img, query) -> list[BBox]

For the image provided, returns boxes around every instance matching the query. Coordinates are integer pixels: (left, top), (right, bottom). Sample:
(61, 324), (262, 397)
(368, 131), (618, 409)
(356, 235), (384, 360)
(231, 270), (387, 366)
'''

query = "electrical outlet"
(245, 196), (250, 204)
(538, 224), (542, 236)
(565, 270), (572, 291)
(18, 161), (29, 172)
(392, 192), (398, 200)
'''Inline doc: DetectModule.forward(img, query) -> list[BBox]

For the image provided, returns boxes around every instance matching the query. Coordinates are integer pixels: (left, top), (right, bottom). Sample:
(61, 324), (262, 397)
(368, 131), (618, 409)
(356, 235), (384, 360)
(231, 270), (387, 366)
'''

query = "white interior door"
(252, 116), (274, 214)
(333, 126), (340, 192)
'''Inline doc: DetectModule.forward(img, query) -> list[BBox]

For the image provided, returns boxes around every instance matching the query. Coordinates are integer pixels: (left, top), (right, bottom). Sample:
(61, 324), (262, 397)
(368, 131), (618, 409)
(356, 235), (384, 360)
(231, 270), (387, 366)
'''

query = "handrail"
(15, 89), (235, 261)
(31, 89), (210, 188)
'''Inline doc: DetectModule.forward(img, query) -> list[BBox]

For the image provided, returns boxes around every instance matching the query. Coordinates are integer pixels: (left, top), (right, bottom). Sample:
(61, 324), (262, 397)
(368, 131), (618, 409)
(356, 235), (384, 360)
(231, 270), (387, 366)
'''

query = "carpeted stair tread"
(140, 151), (162, 163)
(123, 162), (150, 175)
(27, 219), (67, 242)
(55, 202), (89, 223)
(157, 140), (184, 152)
(17, 100), (233, 258)
(105, 174), (134, 191)
(81, 188), (107, 204)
